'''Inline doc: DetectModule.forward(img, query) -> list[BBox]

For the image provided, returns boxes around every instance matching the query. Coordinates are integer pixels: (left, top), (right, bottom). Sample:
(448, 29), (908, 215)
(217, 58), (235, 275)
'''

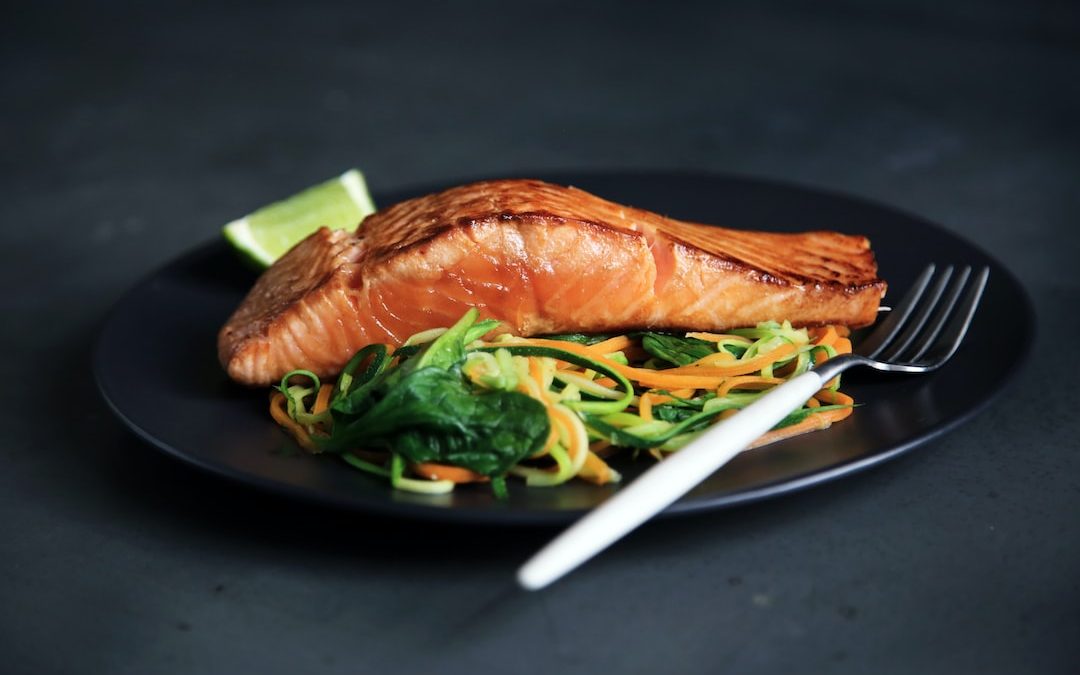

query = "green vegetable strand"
(342, 452), (391, 477)
(490, 475), (508, 500)
(471, 344), (633, 415)
(278, 370), (327, 425)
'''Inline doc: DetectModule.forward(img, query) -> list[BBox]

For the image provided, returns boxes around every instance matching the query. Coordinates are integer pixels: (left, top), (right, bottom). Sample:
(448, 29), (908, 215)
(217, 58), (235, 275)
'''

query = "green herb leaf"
(543, 333), (617, 345)
(325, 366), (549, 476)
(640, 333), (716, 367)
(384, 309), (483, 392)
(651, 404), (701, 423)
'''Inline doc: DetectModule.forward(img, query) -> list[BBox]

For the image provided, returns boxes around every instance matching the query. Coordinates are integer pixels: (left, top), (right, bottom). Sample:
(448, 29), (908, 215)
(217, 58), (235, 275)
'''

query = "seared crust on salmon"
(219, 179), (886, 385)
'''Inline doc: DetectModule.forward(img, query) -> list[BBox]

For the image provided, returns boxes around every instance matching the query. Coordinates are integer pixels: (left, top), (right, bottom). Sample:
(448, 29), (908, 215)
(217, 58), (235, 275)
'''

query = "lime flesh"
(223, 169), (376, 267)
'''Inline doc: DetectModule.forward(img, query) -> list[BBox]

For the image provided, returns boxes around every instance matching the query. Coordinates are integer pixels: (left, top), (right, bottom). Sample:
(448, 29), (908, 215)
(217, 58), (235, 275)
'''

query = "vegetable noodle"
(270, 310), (855, 497)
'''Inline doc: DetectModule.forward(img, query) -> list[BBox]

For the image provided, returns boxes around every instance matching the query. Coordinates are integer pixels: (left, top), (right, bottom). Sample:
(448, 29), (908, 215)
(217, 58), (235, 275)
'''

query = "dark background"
(3, 1), (1078, 673)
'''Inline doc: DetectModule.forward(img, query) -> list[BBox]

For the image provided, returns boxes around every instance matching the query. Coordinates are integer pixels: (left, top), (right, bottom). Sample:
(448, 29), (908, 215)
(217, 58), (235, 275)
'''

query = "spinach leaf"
(542, 333), (617, 345)
(652, 404), (702, 424)
(381, 308), (482, 389)
(323, 366), (549, 476)
(640, 332), (716, 367)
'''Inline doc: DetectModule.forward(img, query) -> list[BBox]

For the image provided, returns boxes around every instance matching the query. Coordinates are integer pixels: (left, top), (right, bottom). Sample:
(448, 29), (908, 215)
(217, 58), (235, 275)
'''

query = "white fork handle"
(517, 370), (826, 591)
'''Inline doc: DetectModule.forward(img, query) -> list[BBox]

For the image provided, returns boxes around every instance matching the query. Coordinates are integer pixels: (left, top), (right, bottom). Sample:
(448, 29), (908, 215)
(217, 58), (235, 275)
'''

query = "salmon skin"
(219, 179), (886, 386)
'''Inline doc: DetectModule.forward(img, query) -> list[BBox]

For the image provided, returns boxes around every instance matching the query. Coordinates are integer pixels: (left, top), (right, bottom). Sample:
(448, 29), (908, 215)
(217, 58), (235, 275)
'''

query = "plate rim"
(93, 169), (1036, 525)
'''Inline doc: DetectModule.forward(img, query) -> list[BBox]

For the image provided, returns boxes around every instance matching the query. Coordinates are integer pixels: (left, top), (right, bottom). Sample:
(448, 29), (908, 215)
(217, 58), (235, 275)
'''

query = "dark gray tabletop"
(4, 2), (1078, 673)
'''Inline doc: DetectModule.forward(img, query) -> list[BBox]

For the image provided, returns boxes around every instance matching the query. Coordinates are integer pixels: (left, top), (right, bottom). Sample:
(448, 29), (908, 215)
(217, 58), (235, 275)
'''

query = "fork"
(518, 264), (990, 591)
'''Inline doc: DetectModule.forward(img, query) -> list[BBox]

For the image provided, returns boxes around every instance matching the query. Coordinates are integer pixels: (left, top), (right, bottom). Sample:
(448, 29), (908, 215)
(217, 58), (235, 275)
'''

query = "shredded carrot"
(578, 451), (617, 485)
(822, 408), (852, 423)
(586, 335), (634, 355)
(549, 403), (586, 467)
(748, 412), (834, 449)
(513, 357), (544, 400)
(535, 339), (733, 387)
(639, 393), (655, 421)
(312, 383), (333, 415)
(815, 389), (854, 406)
(619, 345), (800, 387)
(642, 392), (674, 406)
(632, 372), (730, 390)
(529, 358), (551, 401)
(812, 328), (850, 388)
(716, 376), (785, 398)
(814, 325), (840, 349)
(813, 389), (855, 421)
(411, 462), (489, 483)
(812, 390), (854, 422)
(665, 342), (797, 376)
(528, 396), (561, 459)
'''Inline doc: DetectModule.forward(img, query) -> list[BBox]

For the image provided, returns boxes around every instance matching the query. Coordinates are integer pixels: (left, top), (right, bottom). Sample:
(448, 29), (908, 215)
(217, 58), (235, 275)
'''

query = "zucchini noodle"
(270, 317), (856, 497)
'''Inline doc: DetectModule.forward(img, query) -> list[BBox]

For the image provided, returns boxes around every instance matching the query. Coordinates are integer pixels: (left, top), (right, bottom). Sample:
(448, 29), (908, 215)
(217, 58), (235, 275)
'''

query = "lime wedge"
(223, 169), (377, 267)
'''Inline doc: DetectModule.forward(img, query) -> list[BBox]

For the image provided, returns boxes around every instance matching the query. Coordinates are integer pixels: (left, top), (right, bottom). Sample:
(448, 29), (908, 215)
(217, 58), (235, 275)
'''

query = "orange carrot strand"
(586, 335), (634, 355)
(269, 392), (318, 452)
(312, 383), (333, 415)
(411, 462), (488, 483)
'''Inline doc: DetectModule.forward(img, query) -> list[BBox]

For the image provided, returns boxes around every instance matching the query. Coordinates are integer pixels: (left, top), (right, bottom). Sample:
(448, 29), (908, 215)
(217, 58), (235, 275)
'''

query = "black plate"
(94, 172), (1032, 524)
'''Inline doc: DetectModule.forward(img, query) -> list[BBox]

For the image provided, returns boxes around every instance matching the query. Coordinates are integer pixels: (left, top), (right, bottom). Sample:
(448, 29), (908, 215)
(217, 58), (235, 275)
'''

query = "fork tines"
(864, 264), (990, 368)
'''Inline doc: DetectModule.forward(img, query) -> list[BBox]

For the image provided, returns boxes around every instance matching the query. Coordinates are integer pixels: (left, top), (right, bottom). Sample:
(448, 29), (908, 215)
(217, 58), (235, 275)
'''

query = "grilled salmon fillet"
(219, 179), (885, 385)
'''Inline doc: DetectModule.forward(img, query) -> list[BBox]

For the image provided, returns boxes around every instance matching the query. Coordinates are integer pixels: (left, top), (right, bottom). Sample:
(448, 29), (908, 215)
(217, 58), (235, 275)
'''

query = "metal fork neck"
(810, 353), (867, 382)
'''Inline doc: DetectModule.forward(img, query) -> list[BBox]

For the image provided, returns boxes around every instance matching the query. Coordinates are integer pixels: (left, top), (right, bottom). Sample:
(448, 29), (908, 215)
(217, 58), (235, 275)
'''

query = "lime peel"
(223, 168), (376, 268)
